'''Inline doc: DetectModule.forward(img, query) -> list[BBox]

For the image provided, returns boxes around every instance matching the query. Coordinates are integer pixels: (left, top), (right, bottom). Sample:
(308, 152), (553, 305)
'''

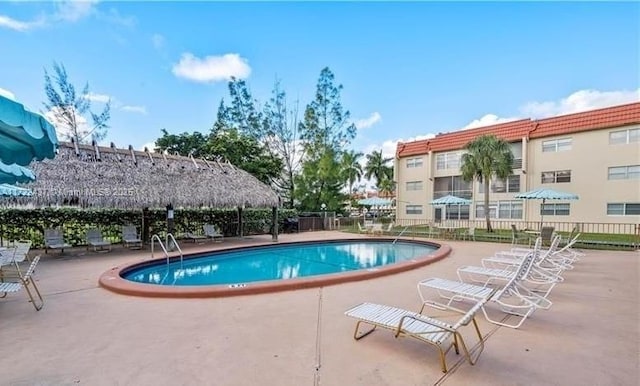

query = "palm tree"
(377, 176), (396, 197)
(364, 150), (393, 188)
(340, 150), (363, 194)
(460, 134), (514, 232)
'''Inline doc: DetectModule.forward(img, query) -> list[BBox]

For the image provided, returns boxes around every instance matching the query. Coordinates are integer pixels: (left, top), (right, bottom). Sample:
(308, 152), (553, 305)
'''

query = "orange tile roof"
(529, 102), (640, 139)
(396, 102), (640, 157)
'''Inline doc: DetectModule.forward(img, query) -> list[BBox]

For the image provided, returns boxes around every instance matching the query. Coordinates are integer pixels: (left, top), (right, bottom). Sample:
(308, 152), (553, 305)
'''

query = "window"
(478, 175), (520, 193)
(609, 128), (640, 145)
(541, 170), (571, 184)
(435, 151), (462, 170)
(476, 201), (522, 219)
(406, 205), (423, 215)
(406, 157), (423, 168)
(608, 165), (640, 180)
(445, 205), (470, 220)
(541, 203), (570, 216)
(607, 203), (640, 216)
(434, 176), (472, 199)
(542, 138), (572, 152)
(406, 181), (423, 191)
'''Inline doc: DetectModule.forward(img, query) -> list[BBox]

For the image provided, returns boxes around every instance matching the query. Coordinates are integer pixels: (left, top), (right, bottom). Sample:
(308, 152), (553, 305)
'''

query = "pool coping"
(98, 238), (451, 298)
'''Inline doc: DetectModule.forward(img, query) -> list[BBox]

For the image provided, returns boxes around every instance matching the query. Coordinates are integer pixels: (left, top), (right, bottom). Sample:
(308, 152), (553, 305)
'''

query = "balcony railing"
(512, 158), (523, 169)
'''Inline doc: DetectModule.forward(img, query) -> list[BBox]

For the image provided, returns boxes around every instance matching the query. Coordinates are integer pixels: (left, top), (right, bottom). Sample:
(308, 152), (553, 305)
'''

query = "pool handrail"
(393, 226), (412, 244)
(150, 233), (184, 266)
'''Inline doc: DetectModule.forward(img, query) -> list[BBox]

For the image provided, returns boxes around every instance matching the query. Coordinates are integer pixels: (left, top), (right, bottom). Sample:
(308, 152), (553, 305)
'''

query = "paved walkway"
(1, 232), (638, 386)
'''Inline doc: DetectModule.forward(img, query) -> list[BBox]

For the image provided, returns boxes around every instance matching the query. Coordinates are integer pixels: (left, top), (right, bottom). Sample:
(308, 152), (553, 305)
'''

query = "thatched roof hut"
(20, 141), (280, 209)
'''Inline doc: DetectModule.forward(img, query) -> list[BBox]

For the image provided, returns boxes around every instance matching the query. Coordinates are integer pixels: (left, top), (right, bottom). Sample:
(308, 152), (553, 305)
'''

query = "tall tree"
(340, 150), (363, 194)
(295, 67), (357, 211)
(262, 79), (301, 208)
(43, 62), (110, 144)
(460, 134), (514, 232)
(364, 150), (393, 189)
(154, 129), (209, 157)
(221, 77), (264, 138)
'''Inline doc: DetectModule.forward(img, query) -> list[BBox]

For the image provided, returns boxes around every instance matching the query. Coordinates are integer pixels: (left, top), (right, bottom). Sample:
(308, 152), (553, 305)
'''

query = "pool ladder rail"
(392, 225), (412, 244)
(151, 233), (184, 266)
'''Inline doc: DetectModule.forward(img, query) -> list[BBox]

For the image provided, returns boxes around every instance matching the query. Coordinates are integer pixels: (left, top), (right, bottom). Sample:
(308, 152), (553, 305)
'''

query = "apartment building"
(394, 102), (640, 227)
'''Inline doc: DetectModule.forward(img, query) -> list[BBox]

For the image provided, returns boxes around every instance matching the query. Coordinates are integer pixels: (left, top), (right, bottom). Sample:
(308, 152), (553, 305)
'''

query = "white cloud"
(152, 33), (165, 50)
(460, 88), (640, 130)
(83, 92), (111, 103)
(462, 114), (520, 129)
(520, 88), (640, 118)
(172, 53), (252, 83)
(1, 1), (133, 32)
(0, 87), (16, 100)
(121, 105), (147, 114)
(140, 142), (156, 152)
(355, 112), (382, 129)
(0, 14), (46, 31)
(44, 107), (91, 142)
(53, 0), (98, 22)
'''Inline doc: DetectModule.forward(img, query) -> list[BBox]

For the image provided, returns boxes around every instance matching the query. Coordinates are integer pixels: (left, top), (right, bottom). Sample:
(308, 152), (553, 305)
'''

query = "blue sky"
(1, 1), (639, 160)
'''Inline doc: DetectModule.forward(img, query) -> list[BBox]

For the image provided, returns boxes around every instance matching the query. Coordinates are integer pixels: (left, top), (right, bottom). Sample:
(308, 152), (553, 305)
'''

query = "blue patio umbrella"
(515, 188), (579, 228)
(0, 160), (35, 184)
(429, 195), (472, 206)
(0, 183), (33, 197)
(0, 95), (58, 166)
(357, 197), (393, 206)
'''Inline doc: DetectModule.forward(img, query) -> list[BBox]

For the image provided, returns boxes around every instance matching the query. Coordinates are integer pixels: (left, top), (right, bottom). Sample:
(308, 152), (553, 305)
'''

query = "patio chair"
(383, 222), (395, 235)
(357, 222), (369, 234)
(540, 226), (556, 246)
(511, 224), (531, 245)
(44, 228), (72, 254)
(418, 251), (550, 329)
(203, 224), (224, 242)
(183, 230), (208, 243)
(7, 240), (32, 264)
(86, 228), (112, 252)
(0, 255), (43, 311)
(459, 227), (476, 241)
(344, 295), (492, 373)
(122, 225), (143, 249)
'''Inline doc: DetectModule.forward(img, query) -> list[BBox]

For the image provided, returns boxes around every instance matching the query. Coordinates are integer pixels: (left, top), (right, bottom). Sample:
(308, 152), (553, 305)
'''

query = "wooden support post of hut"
(271, 206), (278, 242)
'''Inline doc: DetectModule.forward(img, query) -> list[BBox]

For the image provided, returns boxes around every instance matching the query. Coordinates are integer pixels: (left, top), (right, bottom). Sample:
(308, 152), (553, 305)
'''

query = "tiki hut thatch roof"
(19, 141), (279, 209)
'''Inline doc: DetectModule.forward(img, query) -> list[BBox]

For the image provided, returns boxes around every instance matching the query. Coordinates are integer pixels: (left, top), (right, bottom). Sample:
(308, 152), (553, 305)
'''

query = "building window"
(609, 128), (640, 145)
(406, 181), (423, 191)
(541, 170), (571, 184)
(445, 205), (470, 220)
(541, 203), (570, 216)
(542, 138), (572, 152)
(607, 203), (640, 215)
(475, 201), (522, 219)
(406, 157), (423, 168)
(435, 151), (462, 170)
(478, 175), (520, 193)
(608, 165), (640, 180)
(406, 205), (423, 215)
(434, 176), (472, 199)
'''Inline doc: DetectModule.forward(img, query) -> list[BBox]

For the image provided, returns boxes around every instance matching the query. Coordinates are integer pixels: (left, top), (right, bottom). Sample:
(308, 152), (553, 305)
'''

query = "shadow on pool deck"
(0, 231), (638, 386)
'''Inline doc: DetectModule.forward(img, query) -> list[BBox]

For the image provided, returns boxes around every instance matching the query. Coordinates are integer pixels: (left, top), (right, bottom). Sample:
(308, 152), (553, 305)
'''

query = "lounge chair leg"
(438, 349), (448, 373)
(353, 321), (377, 340)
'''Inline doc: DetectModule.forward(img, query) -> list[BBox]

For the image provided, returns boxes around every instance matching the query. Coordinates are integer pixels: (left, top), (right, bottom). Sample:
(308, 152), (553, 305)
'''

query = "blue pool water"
(123, 240), (438, 286)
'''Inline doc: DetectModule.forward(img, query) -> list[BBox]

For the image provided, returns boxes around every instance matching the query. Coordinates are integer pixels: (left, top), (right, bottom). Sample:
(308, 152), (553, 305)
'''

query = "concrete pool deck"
(0, 231), (638, 385)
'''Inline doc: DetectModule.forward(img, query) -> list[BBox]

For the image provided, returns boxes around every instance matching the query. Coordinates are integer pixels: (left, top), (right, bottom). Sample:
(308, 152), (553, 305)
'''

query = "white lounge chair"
(183, 231), (208, 243)
(44, 228), (72, 254)
(86, 228), (112, 252)
(345, 295), (491, 373)
(7, 240), (32, 264)
(357, 222), (369, 234)
(122, 225), (143, 249)
(203, 224), (224, 242)
(418, 252), (550, 329)
(0, 255), (43, 311)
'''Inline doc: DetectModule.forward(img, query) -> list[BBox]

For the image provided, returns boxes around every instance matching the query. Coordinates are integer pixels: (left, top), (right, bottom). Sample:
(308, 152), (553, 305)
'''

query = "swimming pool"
(100, 238), (450, 298)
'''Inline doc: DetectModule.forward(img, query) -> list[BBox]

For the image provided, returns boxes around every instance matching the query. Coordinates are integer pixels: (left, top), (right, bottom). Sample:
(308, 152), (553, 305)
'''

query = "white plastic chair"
(0, 255), (44, 311)
(203, 224), (224, 242)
